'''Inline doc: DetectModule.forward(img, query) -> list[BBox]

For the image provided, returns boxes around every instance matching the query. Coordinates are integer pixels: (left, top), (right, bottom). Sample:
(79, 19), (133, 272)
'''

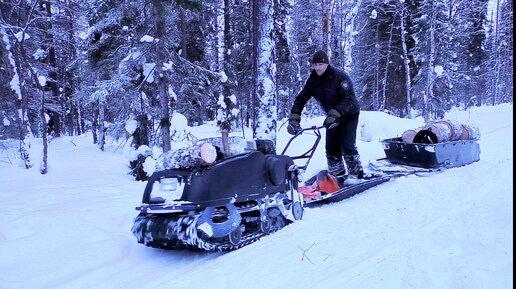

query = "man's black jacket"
(291, 65), (360, 119)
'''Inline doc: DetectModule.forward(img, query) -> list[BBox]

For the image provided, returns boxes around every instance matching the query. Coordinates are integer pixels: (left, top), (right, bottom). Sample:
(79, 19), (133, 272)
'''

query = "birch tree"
(253, 0), (277, 146)
(0, 25), (32, 169)
(0, 1), (52, 170)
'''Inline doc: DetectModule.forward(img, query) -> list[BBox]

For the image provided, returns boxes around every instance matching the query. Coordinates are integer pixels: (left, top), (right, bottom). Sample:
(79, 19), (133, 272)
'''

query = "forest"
(0, 0), (513, 174)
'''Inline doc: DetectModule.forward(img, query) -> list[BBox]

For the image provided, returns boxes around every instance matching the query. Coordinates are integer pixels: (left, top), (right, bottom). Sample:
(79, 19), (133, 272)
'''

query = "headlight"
(160, 177), (178, 191)
(156, 177), (183, 201)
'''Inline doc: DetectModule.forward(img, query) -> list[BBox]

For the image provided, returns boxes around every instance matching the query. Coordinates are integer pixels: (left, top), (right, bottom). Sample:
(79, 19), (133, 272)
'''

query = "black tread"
(132, 205), (289, 252)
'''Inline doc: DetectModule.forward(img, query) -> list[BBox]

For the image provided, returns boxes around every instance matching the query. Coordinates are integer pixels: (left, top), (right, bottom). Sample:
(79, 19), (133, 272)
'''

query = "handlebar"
(294, 125), (324, 137)
(280, 125), (324, 171)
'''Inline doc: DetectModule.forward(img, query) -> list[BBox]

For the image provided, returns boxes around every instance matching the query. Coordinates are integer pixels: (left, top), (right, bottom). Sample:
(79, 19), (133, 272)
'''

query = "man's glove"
(323, 109), (341, 129)
(287, 114), (302, 135)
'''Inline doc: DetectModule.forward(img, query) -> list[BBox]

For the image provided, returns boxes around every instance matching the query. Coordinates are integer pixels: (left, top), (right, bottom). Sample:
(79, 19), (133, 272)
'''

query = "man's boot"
(344, 154), (364, 179)
(327, 155), (347, 183)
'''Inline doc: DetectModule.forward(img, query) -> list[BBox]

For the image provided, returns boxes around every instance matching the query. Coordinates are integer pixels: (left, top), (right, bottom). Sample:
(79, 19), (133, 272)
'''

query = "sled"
(300, 175), (390, 207)
(280, 127), (391, 207)
(380, 137), (481, 169)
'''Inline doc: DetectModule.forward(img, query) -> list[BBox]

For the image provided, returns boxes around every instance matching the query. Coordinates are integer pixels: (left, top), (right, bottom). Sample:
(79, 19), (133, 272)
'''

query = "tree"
(330, 0), (361, 72)
(406, 0), (449, 120)
(353, 1), (407, 115)
(0, 0), (53, 170)
(273, 0), (297, 119)
(0, 0), (513, 175)
(218, 0), (238, 132)
(486, 0), (513, 105)
(289, 0), (325, 118)
(397, 0), (413, 118)
(151, 0), (172, 152)
(253, 0), (277, 147)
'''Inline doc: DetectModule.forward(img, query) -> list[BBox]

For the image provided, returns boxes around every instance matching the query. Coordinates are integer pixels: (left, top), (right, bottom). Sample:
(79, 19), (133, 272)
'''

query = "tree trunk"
(322, 0), (333, 51)
(152, 0), (172, 152)
(26, 51), (50, 173)
(380, 17), (396, 111)
(133, 114), (150, 147)
(423, 7), (437, 121)
(92, 105), (99, 144)
(179, 8), (188, 59)
(220, 0), (236, 132)
(42, 0), (61, 137)
(374, 22), (381, 109)
(398, 0), (413, 118)
(64, 1), (78, 135)
(40, 90), (48, 174)
(98, 98), (106, 151)
(251, 0), (260, 133)
(253, 0), (277, 147)
(10, 37), (32, 169)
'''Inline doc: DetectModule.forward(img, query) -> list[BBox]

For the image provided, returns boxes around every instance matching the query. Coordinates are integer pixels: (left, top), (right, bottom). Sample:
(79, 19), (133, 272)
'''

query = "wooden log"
(459, 124), (481, 140)
(156, 141), (217, 170)
(198, 136), (250, 157)
(401, 129), (418, 143)
(422, 122), (452, 143)
(434, 119), (463, 141)
(410, 120), (480, 143)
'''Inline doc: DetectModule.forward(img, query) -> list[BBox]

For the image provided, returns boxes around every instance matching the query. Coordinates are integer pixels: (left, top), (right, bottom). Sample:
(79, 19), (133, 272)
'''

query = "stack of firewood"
(155, 131), (256, 170)
(401, 119), (480, 144)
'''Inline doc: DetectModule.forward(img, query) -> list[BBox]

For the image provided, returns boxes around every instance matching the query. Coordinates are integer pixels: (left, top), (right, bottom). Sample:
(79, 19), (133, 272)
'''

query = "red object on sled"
(316, 173), (341, 193)
(298, 171), (341, 199)
(298, 186), (320, 199)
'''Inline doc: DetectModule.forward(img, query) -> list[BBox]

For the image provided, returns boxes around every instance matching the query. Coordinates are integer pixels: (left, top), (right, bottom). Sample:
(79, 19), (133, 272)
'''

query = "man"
(287, 50), (364, 180)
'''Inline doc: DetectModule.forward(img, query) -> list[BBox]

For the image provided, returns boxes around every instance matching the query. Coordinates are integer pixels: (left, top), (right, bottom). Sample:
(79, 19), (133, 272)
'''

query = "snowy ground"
(0, 104), (512, 289)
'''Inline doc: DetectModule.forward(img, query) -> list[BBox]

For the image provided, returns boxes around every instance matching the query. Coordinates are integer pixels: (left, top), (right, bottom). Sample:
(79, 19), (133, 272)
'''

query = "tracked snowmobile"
(131, 128), (314, 251)
(131, 126), (389, 251)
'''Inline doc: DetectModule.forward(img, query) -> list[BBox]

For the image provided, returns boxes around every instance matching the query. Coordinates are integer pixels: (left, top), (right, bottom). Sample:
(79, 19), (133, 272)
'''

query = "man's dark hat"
(312, 50), (329, 64)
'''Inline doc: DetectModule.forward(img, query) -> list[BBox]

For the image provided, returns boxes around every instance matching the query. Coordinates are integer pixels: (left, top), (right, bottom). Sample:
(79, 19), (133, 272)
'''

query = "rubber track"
(132, 207), (289, 252)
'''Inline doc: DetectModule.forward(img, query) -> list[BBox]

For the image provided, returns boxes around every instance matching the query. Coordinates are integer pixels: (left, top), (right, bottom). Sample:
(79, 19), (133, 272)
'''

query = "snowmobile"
(131, 126), (389, 252)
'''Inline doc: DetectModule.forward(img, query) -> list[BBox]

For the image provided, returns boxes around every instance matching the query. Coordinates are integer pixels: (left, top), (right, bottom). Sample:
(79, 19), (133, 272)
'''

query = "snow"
(14, 31), (30, 42)
(143, 63), (156, 83)
(0, 104), (512, 289)
(37, 76), (47, 87)
(124, 118), (138, 135)
(139, 35), (155, 43)
(217, 95), (227, 108)
(170, 111), (188, 132)
(434, 65), (444, 76)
